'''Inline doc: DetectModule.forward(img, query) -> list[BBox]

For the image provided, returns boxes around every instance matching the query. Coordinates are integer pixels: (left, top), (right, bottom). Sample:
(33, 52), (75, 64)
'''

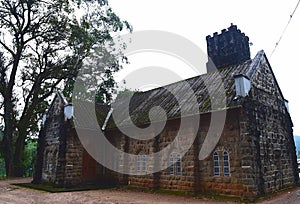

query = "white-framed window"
(137, 154), (147, 173)
(170, 152), (182, 176)
(137, 155), (141, 173)
(223, 151), (230, 176)
(170, 153), (174, 175)
(142, 155), (147, 173)
(213, 152), (220, 176)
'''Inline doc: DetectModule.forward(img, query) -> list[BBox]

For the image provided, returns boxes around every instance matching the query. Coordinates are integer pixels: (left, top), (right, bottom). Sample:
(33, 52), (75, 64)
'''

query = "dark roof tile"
(74, 51), (264, 130)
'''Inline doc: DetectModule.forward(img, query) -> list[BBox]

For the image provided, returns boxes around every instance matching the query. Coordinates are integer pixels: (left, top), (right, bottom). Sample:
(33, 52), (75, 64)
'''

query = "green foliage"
(0, 157), (5, 178)
(0, 140), (36, 178)
(0, 0), (131, 176)
(22, 140), (37, 177)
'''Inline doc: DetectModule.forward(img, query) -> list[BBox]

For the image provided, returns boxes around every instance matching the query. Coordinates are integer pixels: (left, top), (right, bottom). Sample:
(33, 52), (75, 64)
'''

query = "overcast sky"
(108, 0), (300, 135)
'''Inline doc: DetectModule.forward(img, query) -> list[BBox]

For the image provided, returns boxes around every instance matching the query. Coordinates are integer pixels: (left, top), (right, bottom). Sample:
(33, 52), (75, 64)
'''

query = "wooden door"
(82, 149), (97, 182)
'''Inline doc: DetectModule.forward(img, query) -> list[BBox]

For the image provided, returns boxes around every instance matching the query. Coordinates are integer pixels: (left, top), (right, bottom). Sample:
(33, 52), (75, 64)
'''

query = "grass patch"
(14, 182), (116, 193)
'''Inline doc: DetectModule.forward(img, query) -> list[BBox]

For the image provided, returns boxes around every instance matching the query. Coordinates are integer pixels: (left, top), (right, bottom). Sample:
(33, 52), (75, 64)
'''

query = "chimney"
(206, 24), (251, 72)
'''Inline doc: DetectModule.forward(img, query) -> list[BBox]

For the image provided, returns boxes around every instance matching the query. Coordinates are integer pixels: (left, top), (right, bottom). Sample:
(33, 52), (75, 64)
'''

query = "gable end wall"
(240, 56), (298, 196)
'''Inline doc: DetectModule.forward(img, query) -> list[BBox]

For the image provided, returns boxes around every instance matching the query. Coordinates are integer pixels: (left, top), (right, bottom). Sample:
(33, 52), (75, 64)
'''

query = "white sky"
(108, 0), (300, 135)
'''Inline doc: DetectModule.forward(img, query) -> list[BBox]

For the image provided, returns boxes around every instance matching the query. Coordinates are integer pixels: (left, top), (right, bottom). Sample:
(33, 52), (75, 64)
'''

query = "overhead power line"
(270, 0), (300, 57)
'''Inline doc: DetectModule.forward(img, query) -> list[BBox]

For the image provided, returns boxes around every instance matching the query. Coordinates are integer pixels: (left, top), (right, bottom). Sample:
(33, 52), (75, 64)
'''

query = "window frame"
(142, 155), (147, 173)
(223, 151), (230, 177)
(137, 155), (141, 173)
(213, 151), (220, 176)
(176, 153), (182, 176)
(170, 153), (174, 175)
(137, 154), (147, 174)
(170, 152), (182, 176)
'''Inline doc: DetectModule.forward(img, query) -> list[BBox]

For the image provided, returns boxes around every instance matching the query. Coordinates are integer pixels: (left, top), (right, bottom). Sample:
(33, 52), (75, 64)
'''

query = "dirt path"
(259, 187), (300, 204)
(0, 178), (299, 204)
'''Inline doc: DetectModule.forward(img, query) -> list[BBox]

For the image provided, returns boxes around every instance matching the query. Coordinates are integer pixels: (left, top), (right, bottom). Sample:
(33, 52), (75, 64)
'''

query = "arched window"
(170, 152), (182, 176)
(223, 151), (230, 176)
(170, 153), (174, 175)
(137, 154), (147, 173)
(137, 155), (141, 173)
(213, 152), (220, 176)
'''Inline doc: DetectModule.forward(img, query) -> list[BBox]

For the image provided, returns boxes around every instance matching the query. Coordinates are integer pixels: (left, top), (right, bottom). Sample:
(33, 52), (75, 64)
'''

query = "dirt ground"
(0, 178), (299, 204)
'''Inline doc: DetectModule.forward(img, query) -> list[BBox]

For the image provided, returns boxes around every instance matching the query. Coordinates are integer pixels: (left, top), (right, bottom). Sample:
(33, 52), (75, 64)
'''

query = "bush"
(22, 140), (37, 177)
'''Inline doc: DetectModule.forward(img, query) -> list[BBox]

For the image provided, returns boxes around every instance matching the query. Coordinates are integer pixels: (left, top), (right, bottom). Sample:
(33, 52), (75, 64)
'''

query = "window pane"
(137, 155), (140, 173)
(213, 152), (220, 176)
(223, 151), (230, 176)
(170, 153), (174, 175)
(176, 153), (181, 176)
(142, 155), (147, 173)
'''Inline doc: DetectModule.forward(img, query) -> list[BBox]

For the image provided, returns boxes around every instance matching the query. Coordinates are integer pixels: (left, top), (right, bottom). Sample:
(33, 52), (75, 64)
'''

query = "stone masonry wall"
(41, 95), (65, 183)
(107, 109), (245, 195)
(238, 106), (261, 199)
(106, 116), (199, 191)
(240, 99), (297, 198)
(197, 109), (245, 197)
(156, 117), (198, 191)
(62, 126), (118, 187)
(239, 56), (298, 197)
(122, 116), (196, 191)
(62, 125), (84, 186)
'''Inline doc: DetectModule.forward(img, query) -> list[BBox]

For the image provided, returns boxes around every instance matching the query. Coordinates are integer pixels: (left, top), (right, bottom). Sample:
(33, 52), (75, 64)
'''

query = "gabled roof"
(72, 50), (286, 130)
(104, 50), (269, 129)
(42, 91), (68, 122)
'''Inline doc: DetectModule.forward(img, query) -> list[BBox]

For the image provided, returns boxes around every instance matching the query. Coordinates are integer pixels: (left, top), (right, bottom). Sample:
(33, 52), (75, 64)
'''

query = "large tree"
(0, 0), (131, 177)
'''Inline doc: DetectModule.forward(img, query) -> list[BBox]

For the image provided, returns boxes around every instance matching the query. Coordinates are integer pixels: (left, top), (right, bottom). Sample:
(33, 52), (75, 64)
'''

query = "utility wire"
(270, 0), (300, 57)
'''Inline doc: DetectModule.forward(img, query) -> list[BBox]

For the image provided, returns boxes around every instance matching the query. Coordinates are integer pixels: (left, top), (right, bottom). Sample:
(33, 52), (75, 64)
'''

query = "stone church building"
(33, 25), (298, 200)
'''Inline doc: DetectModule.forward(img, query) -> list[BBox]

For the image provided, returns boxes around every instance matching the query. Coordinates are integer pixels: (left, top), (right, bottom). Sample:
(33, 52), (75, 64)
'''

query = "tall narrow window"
(213, 152), (220, 176)
(170, 153), (174, 175)
(223, 151), (230, 176)
(142, 155), (147, 173)
(137, 155), (141, 173)
(170, 152), (182, 175)
(176, 153), (182, 176)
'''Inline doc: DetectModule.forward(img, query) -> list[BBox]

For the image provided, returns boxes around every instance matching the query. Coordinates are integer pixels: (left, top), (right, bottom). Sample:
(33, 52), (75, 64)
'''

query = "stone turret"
(206, 24), (250, 72)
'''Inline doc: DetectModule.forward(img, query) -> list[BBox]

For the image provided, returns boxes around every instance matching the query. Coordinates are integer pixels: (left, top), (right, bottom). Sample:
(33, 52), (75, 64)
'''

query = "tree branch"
(0, 40), (15, 57)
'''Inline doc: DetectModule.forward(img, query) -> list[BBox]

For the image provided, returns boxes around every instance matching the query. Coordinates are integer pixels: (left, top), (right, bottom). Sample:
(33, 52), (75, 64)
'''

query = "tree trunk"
(2, 134), (13, 177)
(13, 125), (28, 177)
(3, 96), (14, 177)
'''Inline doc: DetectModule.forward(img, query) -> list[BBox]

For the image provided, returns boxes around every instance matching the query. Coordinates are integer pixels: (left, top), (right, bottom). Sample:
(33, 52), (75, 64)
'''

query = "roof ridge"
(129, 64), (242, 97)
(245, 50), (265, 79)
